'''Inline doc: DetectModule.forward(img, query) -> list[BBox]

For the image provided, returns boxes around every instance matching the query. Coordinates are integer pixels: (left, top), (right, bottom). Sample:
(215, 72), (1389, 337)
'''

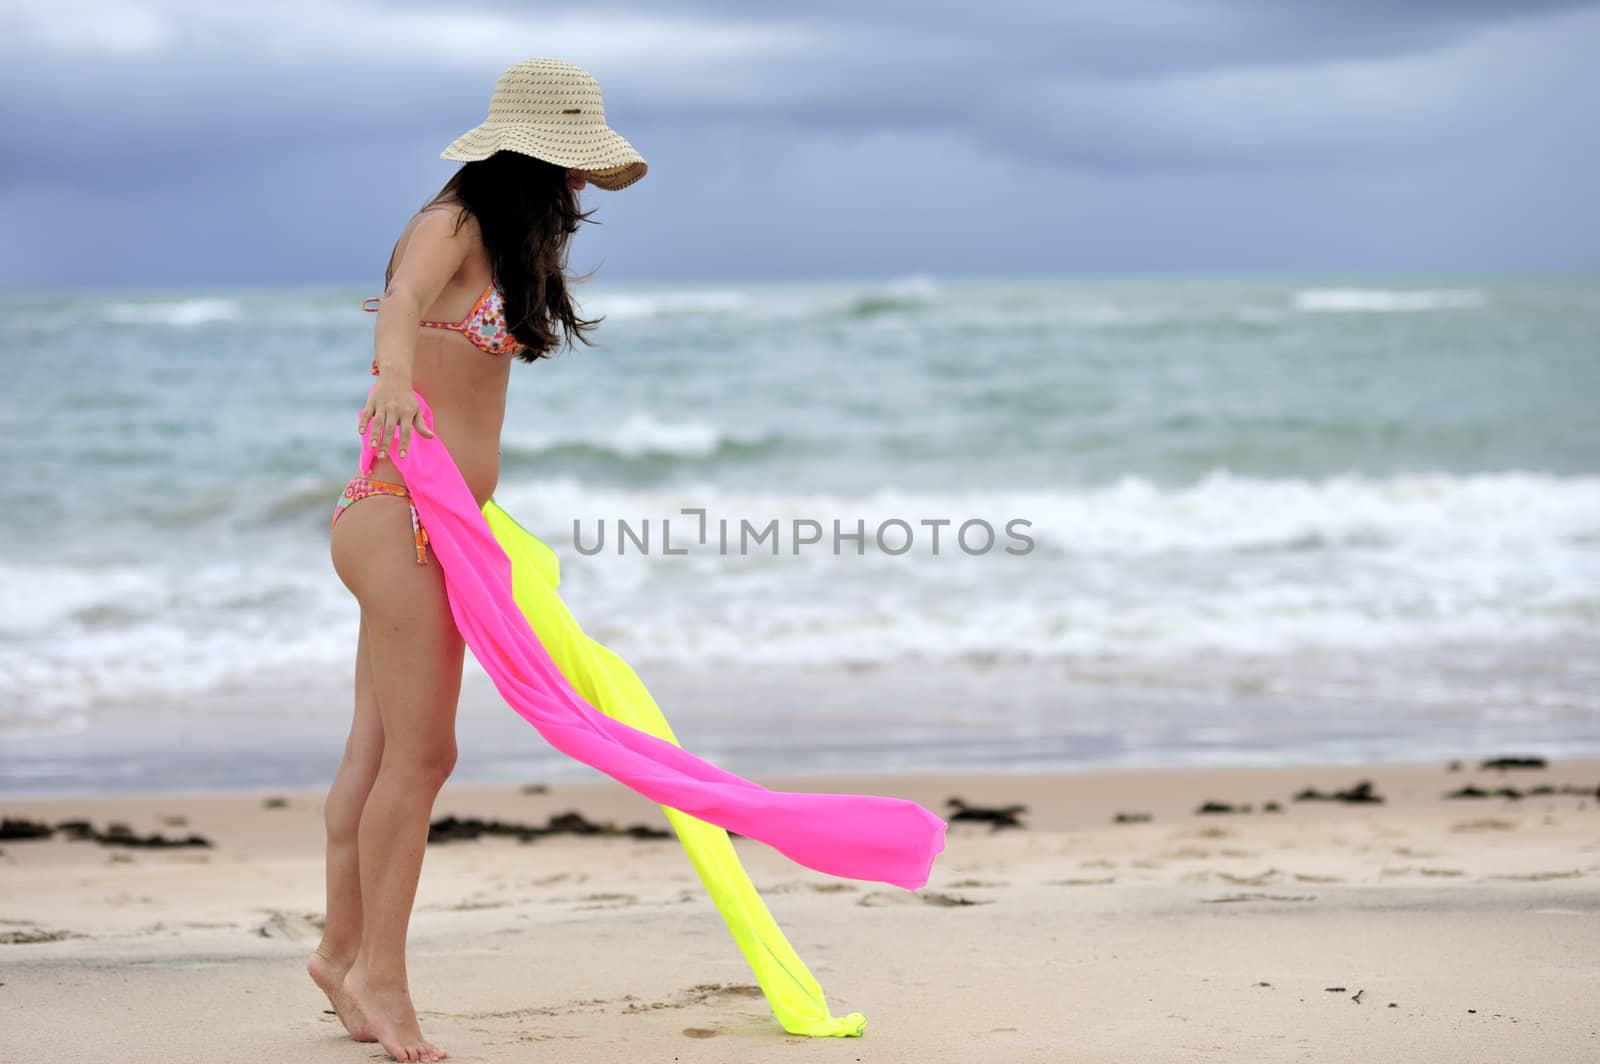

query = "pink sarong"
(360, 389), (948, 890)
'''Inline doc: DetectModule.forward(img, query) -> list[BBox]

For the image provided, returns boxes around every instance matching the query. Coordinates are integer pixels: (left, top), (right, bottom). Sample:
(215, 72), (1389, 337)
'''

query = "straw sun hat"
(440, 58), (648, 191)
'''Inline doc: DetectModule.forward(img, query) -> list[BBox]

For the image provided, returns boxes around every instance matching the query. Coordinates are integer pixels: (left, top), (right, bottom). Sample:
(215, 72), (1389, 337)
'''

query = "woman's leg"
(331, 492), (463, 1063)
(307, 614), (384, 1041)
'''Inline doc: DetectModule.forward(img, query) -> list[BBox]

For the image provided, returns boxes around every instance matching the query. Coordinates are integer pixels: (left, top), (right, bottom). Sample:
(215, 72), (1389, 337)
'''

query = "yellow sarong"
(482, 500), (869, 1037)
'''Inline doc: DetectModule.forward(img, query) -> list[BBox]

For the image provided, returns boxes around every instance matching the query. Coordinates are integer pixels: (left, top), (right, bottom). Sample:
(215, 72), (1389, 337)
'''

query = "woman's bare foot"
(307, 946), (375, 1042)
(343, 964), (449, 1062)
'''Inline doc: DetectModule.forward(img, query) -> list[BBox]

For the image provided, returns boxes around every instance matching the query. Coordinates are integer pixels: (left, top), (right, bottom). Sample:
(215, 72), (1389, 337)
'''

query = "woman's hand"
(359, 379), (435, 460)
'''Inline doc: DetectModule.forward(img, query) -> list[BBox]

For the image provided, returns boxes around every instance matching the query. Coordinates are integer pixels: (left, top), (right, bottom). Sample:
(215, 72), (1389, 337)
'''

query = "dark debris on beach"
(1177, 757), (1590, 822)
(1442, 755), (1596, 802)
(1293, 779), (1384, 804)
(0, 816), (212, 848)
(0, 817), (52, 841)
(1444, 782), (1597, 801)
(427, 809), (671, 844)
(1478, 756), (1548, 771)
(1195, 800), (1286, 815)
(1449, 755), (1550, 772)
(945, 797), (1028, 830)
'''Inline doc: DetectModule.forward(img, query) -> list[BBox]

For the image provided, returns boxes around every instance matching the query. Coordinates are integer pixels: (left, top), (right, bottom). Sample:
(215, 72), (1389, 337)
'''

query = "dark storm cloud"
(387, 0), (1599, 80)
(3, 0), (1598, 287)
(7, 0), (1597, 181)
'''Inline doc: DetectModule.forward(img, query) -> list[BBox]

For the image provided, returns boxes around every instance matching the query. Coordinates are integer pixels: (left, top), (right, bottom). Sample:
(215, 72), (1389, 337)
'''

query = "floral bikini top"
(361, 284), (526, 374)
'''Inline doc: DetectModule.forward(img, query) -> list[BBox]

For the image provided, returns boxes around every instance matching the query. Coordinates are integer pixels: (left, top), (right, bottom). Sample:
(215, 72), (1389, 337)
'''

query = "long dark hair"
(402, 151), (604, 363)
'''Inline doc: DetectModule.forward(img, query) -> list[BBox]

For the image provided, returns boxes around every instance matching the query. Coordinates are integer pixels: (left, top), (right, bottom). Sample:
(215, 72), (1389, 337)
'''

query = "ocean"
(3, 275), (1598, 795)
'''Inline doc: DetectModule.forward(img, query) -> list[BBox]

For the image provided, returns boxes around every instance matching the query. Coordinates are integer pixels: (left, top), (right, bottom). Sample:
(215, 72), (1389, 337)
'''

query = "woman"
(311, 58), (649, 1063)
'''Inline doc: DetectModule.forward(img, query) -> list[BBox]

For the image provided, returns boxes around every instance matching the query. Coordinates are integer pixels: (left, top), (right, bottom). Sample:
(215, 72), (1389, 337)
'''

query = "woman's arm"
(361, 208), (475, 459)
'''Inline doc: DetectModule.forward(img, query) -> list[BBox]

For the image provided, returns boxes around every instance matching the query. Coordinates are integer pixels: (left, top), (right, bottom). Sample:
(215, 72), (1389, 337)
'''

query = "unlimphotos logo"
(572, 508), (1035, 557)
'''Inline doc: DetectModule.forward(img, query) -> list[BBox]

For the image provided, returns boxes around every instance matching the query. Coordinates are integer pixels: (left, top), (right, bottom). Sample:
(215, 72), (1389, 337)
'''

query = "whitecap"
(104, 298), (243, 326)
(1292, 288), (1485, 313)
(503, 413), (737, 460)
(578, 290), (749, 321)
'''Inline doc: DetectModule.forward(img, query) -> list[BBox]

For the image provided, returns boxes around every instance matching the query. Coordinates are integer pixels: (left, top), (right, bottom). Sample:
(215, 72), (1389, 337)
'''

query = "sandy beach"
(2, 756), (1596, 1062)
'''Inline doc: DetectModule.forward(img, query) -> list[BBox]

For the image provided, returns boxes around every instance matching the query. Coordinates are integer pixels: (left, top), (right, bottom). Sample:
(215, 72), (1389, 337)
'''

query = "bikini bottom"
(330, 475), (430, 564)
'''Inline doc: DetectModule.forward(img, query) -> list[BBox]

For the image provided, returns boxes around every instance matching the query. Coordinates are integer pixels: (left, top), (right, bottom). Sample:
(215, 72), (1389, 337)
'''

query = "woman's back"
(364, 205), (511, 509)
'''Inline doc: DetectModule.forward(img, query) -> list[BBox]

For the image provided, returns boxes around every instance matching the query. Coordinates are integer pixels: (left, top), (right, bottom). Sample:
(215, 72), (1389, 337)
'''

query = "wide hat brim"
(440, 122), (648, 191)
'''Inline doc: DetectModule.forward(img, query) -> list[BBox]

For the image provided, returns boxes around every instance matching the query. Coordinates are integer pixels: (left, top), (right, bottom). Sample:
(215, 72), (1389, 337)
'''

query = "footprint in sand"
(945, 878), (1008, 888)
(1451, 817), (1518, 833)
(626, 983), (765, 1016)
(1486, 869), (1584, 881)
(448, 898), (513, 911)
(1, 928), (89, 944)
(1293, 873), (1345, 883)
(857, 890), (990, 907)
(1200, 892), (1316, 904)
(1046, 876), (1117, 886)
(530, 872), (571, 886)
(253, 910), (324, 940)
(748, 876), (864, 889)
(1218, 869), (1282, 886)
(572, 892), (639, 910)
(1182, 826), (1234, 839)
(757, 880), (853, 894)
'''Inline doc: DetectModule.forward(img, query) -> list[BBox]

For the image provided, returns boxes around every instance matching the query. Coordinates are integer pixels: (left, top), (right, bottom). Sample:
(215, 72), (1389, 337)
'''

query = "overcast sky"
(4, 0), (1598, 291)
